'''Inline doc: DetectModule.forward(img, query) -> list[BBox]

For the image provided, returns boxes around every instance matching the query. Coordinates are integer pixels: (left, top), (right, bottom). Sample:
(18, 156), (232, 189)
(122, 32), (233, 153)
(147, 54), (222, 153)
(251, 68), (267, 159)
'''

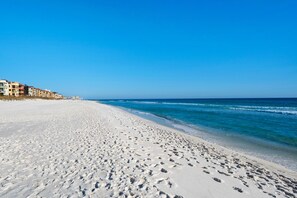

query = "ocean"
(97, 98), (297, 171)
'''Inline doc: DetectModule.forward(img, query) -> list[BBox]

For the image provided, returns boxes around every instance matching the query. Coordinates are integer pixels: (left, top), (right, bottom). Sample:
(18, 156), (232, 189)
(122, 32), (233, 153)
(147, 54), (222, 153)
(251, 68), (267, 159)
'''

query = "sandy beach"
(0, 100), (296, 198)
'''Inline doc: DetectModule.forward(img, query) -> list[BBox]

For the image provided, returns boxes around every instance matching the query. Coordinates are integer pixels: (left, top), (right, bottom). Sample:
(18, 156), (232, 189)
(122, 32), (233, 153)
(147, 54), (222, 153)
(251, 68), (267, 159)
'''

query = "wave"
(130, 101), (159, 104)
(109, 100), (297, 116)
(160, 102), (221, 106)
(134, 102), (297, 115)
(260, 110), (297, 115)
(229, 107), (297, 115)
(233, 105), (295, 110)
(129, 101), (222, 107)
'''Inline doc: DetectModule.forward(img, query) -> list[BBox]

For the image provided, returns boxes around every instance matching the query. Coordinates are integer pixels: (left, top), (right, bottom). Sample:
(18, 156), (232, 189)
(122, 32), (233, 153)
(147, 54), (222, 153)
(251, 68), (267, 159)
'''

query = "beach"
(0, 100), (296, 198)
(101, 99), (297, 171)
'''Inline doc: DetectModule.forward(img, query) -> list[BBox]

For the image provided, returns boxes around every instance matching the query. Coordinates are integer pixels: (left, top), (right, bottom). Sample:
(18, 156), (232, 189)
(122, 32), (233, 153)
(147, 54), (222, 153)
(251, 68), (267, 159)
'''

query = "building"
(71, 96), (81, 100)
(19, 84), (25, 96)
(41, 90), (47, 98)
(0, 80), (9, 96)
(9, 82), (20, 97)
(32, 87), (38, 97)
(29, 86), (36, 96)
(24, 85), (29, 96)
(44, 89), (52, 98)
(1, 79), (64, 99)
(53, 92), (63, 99)
(36, 88), (42, 97)
(24, 85), (35, 96)
(48, 91), (55, 98)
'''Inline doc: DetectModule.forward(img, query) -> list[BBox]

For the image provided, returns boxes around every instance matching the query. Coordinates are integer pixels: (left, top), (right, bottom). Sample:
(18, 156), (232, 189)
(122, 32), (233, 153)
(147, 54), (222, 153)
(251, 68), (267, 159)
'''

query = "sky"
(0, 0), (297, 99)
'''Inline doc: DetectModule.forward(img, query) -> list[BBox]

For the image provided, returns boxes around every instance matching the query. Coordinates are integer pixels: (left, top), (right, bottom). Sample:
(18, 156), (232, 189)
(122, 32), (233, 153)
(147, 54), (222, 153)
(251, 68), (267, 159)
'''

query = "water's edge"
(98, 102), (297, 172)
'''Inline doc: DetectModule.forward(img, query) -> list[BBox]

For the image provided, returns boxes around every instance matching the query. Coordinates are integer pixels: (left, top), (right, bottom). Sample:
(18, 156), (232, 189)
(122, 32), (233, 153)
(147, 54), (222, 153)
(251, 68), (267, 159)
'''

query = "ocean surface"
(97, 98), (297, 171)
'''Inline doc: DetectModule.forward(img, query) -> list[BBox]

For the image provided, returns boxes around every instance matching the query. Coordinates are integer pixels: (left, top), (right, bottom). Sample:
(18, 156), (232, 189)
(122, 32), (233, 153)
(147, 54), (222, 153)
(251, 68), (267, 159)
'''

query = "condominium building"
(1, 79), (64, 99)
(32, 87), (38, 97)
(25, 85), (34, 96)
(0, 80), (9, 96)
(41, 90), (47, 98)
(36, 88), (42, 97)
(9, 82), (20, 97)
(19, 84), (25, 96)
(52, 92), (63, 99)
(55, 93), (64, 99)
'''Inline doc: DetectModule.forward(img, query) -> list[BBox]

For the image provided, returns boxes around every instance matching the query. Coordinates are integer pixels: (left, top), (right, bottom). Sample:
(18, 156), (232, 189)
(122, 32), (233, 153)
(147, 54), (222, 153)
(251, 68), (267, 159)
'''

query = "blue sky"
(1, 0), (296, 99)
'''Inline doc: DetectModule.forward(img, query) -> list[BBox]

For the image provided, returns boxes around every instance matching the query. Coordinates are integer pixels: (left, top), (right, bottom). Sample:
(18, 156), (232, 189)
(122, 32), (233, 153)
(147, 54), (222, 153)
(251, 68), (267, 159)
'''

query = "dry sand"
(0, 100), (296, 198)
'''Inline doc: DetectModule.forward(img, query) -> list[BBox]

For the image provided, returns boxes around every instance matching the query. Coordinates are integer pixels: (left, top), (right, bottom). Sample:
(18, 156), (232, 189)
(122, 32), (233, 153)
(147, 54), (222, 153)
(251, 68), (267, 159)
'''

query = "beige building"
(9, 82), (20, 97)
(36, 89), (43, 97)
(2, 79), (64, 99)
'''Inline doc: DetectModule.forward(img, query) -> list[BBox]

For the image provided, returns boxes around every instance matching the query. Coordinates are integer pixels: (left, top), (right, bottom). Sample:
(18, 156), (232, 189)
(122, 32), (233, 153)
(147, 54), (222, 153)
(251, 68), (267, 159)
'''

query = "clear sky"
(1, 0), (296, 99)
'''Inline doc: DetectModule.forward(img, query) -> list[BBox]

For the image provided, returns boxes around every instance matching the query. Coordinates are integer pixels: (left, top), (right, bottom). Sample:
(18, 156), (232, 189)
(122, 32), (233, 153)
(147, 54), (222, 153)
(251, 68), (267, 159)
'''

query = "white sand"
(0, 100), (296, 198)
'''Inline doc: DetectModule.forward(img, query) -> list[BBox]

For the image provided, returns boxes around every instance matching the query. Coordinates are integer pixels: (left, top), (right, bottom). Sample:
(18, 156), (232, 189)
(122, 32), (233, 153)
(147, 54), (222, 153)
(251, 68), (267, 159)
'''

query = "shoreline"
(0, 100), (296, 197)
(104, 102), (297, 176)
(112, 104), (297, 172)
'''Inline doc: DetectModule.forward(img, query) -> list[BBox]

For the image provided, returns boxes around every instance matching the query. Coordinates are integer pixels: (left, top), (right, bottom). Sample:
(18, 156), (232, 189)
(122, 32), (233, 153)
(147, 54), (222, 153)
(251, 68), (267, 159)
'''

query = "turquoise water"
(97, 98), (297, 171)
